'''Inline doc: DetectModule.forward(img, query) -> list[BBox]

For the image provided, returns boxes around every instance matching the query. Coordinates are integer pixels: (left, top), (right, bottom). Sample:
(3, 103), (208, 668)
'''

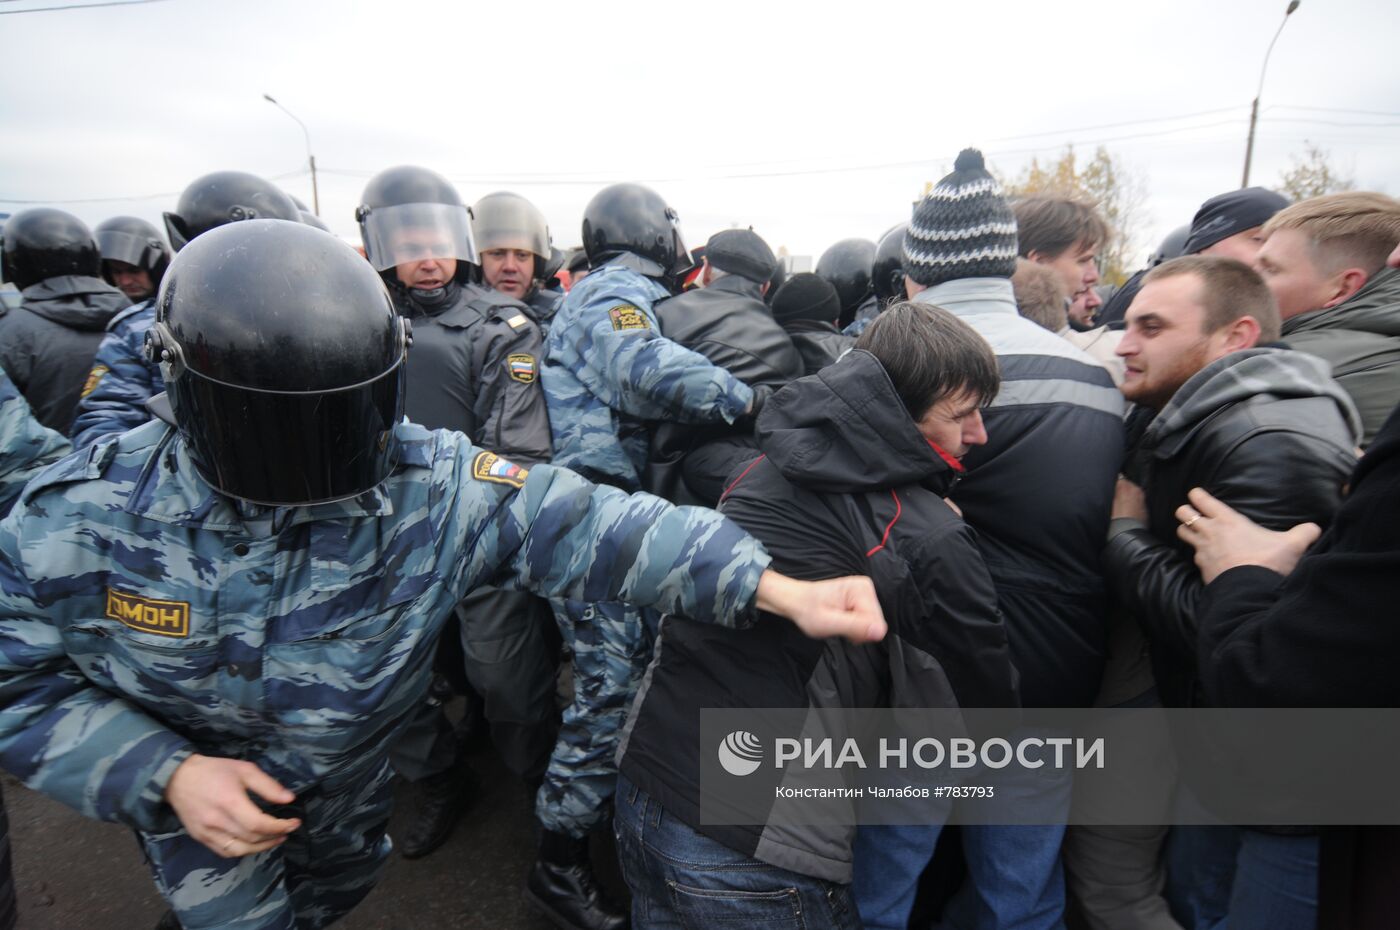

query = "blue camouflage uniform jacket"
(542, 260), (753, 490)
(0, 420), (769, 834)
(70, 299), (159, 451)
(0, 370), (70, 515)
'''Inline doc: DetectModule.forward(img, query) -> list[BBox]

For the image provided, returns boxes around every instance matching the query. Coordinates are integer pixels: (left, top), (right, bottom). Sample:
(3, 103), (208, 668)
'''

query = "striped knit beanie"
(903, 148), (1018, 287)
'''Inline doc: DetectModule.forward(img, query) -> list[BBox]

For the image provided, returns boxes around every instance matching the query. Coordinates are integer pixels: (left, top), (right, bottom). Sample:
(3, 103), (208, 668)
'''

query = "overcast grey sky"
(2, 0), (1397, 265)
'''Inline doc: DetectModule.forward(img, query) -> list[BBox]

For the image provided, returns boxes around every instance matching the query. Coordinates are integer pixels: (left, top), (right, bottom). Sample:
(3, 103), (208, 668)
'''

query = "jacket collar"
(910, 277), (1017, 317)
(703, 274), (765, 299)
(123, 426), (395, 531)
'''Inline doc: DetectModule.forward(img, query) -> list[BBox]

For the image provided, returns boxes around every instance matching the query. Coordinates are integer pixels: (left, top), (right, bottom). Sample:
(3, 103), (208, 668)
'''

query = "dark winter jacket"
(1191, 399), (1400, 930)
(913, 277), (1126, 708)
(648, 275), (804, 503)
(783, 319), (856, 375)
(617, 349), (1018, 883)
(1106, 348), (1360, 709)
(655, 274), (803, 388)
(1195, 394), (1395, 709)
(0, 275), (129, 432)
(1282, 266), (1400, 447)
(391, 281), (552, 464)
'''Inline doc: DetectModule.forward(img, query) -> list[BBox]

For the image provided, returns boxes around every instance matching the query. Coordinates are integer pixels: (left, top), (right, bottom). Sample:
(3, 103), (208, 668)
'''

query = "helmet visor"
(97, 229), (162, 270)
(173, 360), (405, 506)
(361, 202), (478, 272)
(473, 199), (549, 257)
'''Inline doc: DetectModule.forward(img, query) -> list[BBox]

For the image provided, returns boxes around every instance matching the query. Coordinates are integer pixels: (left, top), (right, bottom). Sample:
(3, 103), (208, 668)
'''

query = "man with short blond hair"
(1256, 191), (1400, 444)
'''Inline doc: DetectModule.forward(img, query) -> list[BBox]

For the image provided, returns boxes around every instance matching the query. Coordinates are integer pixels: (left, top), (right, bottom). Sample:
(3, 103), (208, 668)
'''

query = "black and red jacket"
(617, 349), (1019, 883)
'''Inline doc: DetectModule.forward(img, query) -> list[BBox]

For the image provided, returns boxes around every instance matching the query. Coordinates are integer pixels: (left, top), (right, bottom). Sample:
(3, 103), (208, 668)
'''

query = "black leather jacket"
(1104, 349), (1359, 708)
(783, 319), (856, 375)
(655, 274), (802, 388)
(648, 275), (804, 504)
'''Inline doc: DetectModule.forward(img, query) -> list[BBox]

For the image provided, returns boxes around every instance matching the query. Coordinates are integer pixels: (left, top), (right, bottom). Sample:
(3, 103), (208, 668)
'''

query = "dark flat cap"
(705, 228), (777, 284)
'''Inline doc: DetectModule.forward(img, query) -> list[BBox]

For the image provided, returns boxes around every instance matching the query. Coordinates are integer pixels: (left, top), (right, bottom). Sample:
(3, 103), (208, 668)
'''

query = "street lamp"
(1241, 0), (1301, 188)
(262, 93), (320, 216)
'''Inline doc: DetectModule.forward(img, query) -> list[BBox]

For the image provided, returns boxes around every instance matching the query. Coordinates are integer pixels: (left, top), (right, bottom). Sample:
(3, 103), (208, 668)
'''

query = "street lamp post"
(263, 93), (320, 216)
(1241, 0), (1301, 188)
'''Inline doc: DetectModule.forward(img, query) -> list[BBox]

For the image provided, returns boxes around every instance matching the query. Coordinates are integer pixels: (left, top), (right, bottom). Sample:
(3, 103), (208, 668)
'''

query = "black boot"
(154, 910), (182, 930)
(525, 829), (628, 930)
(397, 762), (477, 860)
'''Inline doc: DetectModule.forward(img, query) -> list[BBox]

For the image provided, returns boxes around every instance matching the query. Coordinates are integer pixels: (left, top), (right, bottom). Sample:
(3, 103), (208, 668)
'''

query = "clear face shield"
(472, 196), (550, 258)
(357, 202), (478, 272)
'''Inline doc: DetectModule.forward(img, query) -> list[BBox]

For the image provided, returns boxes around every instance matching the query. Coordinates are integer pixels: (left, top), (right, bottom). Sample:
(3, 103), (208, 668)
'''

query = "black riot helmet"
(356, 165), (477, 284)
(300, 210), (331, 232)
(1150, 224), (1192, 267)
(163, 171), (302, 252)
(542, 246), (567, 287)
(872, 224), (908, 305)
(580, 183), (690, 282)
(815, 238), (877, 326)
(95, 216), (171, 291)
(0, 208), (102, 290)
(147, 220), (410, 506)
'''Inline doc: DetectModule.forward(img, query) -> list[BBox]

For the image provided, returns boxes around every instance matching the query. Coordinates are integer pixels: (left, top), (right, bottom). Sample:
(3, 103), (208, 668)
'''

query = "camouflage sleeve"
(0, 506), (194, 832)
(0, 371), (70, 516)
(443, 439), (770, 626)
(566, 289), (753, 425)
(70, 313), (160, 451)
(471, 312), (553, 465)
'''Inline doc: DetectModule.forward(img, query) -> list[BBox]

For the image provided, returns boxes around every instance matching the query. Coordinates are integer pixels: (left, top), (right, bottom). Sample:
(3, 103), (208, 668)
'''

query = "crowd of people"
(0, 147), (1396, 930)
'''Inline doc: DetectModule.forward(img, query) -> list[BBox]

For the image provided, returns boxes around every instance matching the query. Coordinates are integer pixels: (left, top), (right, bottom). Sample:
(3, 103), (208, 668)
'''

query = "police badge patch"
(80, 365), (110, 399)
(471, 451), (529, 488)
(508, 354), (536, 384)
(608, 304), (650, 331)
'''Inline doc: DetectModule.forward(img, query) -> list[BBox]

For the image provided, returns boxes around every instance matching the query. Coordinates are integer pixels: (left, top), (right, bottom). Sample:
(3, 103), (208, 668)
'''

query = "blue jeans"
(1223, 831), (1319, 930)
(852, 824), (945, 930)
(1165, 825), (1319, 930)
(614, 775), (861, 930)
(939, 824), (1069, 930)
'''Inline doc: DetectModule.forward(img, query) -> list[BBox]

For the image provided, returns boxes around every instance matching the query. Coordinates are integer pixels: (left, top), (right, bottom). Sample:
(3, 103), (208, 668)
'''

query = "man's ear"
(1222, 314), (1264, 352)
(700, 260), (714, 287)
(1026, 249), (1050, 265)
(1321, 267), (1370, 309)
(760, 280), (770, 298)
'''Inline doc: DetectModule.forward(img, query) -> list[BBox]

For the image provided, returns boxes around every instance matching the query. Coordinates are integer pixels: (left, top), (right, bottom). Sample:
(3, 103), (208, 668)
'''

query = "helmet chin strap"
(393, 279), (460, 314)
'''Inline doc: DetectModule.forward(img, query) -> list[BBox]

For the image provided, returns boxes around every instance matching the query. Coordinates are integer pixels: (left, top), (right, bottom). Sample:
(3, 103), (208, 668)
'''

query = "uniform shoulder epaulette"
(19, 437), (122, 505)
(105, 299), (155, 333)
(392, 422), (437, 469)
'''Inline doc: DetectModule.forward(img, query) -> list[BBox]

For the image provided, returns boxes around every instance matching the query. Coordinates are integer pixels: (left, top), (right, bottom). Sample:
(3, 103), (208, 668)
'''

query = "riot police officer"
(0, 207), (130, 432)
(71, 171), (303, 450)
(472, 190), (563, 331)
(358, 166), (558, 860)
(0, 218), (884, 930)
(534, 184), (758, 929)
(95, 215), (170, 303)
(0, 367), (70, 930)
